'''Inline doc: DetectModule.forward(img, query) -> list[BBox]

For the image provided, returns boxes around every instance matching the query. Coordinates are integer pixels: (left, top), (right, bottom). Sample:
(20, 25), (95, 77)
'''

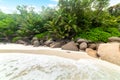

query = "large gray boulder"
(61, 41), (79, 51)
(98, 42), (120, 65)
(108, 37), (120, 42)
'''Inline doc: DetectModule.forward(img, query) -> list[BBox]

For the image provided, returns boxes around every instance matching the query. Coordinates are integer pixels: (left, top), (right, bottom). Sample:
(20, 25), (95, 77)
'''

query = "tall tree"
(108, 3), (120, 16)
(58, 0), (109, 28)
(16, 5), (43, 37)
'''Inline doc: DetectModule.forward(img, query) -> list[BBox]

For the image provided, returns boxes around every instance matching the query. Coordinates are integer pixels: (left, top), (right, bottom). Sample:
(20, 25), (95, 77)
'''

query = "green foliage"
(16, 5), (45, 37)
(105, 27), (120, 36)
(12, 37), (22, 43)
(40, 7), (56, 22)
(35, 32), (49, 39)
(0, 14), (18, 41)
(77, 28), (110, 42)
(0, 11), (7, 20)
(102, 15), (119, 27)
(44, 0), (111, 40)
(58, 0), (110, 28)
(0, 1), (119, 43)
(45, 12), (80, 39)
(76, 27), (120, 42)
(108, 3), (120, 17)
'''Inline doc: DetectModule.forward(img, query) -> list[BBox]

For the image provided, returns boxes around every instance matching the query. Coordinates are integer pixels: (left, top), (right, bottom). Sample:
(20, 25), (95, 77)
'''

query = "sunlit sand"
(0, 43), (120, 80)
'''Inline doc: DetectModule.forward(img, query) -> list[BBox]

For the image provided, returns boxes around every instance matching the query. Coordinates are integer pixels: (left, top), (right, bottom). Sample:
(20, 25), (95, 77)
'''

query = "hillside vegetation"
(0, 0), (120, 42)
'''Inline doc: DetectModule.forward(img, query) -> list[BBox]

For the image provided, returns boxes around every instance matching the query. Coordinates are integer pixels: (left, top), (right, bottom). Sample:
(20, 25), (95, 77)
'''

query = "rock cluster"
(15, 36), (120, 66)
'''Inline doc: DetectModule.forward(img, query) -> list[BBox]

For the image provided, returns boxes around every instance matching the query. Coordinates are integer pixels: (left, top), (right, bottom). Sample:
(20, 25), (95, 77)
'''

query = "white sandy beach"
(0, 43), (93, 60)
(0, 43), (120, 80)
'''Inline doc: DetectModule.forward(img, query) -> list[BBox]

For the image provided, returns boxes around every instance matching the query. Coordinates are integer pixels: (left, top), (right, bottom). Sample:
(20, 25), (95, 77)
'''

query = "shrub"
(76, 27), (120, 42)
(35, 32), (50, 40)
(105, 27), (120, 36)
(76, 27), (112, 42)
(12, 37), (22, 43)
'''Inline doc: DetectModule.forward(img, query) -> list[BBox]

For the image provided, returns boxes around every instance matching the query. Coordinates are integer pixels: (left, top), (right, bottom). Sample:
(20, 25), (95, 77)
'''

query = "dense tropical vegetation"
(0, 0), (120, 42)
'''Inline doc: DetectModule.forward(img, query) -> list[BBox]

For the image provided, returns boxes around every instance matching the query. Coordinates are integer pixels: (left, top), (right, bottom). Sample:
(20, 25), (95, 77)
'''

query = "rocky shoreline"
(13, 36), (120, 66)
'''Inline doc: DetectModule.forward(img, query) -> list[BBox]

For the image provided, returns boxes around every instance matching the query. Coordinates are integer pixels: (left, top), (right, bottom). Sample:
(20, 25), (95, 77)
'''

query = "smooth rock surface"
(86, 48), (98, 58)
(50, 42), (62, 48)
(44, 39), (53, 47)
(79, 42), (87, 50)
(16, 40), (27, 45)
(108, 37), (120, 42)
(77, 39), (89, 43)
(33, 40), (40, 47)
(98, 43), (120, 65)
(62, 41), (79, 51)
(31, 37), (38, 45)
(88, 43), (97, 50)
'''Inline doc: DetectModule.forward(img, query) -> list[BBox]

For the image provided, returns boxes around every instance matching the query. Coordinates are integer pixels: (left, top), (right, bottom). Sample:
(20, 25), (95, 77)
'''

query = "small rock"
(31, 37), (38, 45)
(62, 41), (79, 51)
(16, 40), (27, 45)
(79, 42), (87, 50)
(77, 39), (88, 43)
(44, 39), (54, 47)
(86, 48), (98, 58)
(108, 37), (120, 42)
(50, 42), (62, 48)
(32, 37), (38, 41)
(39, 40), (44, 46)
(88, 43), (97, 50)
(33, 40), (40, 47)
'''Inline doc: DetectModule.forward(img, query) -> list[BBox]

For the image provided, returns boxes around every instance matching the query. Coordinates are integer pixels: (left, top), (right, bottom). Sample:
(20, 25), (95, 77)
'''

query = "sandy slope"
(0, 43), (93, 60)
